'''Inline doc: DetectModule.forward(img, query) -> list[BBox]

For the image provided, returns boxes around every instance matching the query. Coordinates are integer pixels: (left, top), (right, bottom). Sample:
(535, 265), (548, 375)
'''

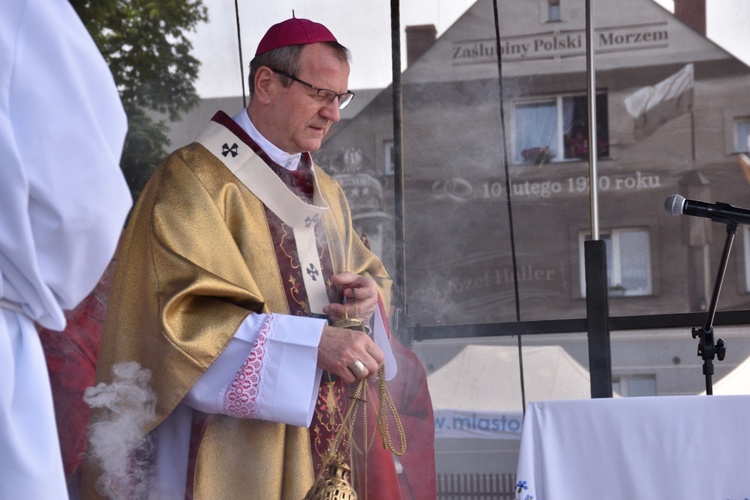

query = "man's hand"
(317, 324), (384, 384)
(323, 272), (378, 325)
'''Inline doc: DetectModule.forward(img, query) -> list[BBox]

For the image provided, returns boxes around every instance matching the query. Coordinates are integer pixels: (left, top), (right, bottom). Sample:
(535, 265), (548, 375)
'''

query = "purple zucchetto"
(255, 15), (338, 56)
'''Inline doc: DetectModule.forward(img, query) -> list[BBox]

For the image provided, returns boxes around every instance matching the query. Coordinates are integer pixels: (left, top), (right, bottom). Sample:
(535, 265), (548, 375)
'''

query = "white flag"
(624, 63), (694, 140)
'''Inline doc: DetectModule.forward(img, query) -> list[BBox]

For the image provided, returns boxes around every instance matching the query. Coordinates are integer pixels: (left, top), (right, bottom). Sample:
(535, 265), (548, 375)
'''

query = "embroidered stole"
(196, 119), (353, 481)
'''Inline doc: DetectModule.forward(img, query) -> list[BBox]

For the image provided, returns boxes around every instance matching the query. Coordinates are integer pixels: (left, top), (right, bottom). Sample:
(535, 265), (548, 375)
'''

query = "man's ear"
(253, 67), (275, 104)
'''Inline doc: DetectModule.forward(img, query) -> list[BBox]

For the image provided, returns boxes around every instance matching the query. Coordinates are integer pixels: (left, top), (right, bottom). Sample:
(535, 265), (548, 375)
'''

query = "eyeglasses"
(270, 68), (355, 110)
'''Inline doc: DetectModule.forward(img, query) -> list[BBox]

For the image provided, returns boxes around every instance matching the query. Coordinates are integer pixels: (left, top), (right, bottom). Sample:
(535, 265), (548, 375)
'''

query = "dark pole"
(492, 0), (526, 412)
(585, 240), (613, 397)
(585, 0), (613, 398)
(233, 0), (246, 108)
(390, 0), (409, 345)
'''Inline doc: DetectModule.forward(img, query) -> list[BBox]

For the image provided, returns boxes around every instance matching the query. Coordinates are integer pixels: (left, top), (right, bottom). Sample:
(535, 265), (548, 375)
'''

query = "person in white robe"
(0, 0), (132, 498)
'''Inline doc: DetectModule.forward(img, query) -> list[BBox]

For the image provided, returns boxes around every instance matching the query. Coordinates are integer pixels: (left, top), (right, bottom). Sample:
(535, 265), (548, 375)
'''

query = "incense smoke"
(83, 361), (156, 499)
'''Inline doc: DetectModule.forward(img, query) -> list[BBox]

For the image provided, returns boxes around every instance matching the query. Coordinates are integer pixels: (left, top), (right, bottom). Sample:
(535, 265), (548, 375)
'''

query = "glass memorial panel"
(78, 0), (750, 495)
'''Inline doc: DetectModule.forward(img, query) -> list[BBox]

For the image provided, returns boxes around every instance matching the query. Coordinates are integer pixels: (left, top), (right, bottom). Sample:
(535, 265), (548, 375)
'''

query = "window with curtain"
(580, 228), (652, 297)
(735, 117), (750, 153)
(513, 93), (609, 164)
(384, 140), (394, 175)
(548, 0), (561, 22)
(613, 375), (657, 397)
(743, 225), (750, 292)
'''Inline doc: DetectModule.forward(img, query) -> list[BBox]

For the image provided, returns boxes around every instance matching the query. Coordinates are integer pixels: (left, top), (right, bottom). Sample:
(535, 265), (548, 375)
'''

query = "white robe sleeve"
(184, 313), (325, 426)
(0, 0), (132, 331)
(184, 305), (396, 427)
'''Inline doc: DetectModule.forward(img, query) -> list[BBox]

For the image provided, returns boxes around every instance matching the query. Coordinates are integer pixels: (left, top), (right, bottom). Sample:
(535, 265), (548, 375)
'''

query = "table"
(515, 395), (750, 499)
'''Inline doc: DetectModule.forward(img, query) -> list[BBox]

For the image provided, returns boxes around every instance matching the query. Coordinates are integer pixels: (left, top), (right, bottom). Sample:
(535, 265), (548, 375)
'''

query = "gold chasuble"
(82, 112), (393, 499)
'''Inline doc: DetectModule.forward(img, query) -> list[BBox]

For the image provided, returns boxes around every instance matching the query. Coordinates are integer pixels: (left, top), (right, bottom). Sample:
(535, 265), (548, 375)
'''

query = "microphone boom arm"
(692, 221), (735, 395)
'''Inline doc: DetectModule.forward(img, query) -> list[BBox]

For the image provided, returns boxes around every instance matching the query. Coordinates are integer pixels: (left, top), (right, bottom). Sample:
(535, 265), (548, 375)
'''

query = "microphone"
(664, 194), (750, 225)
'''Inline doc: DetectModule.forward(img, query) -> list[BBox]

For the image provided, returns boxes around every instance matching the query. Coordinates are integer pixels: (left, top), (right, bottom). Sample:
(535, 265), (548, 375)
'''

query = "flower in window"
(521, 146), (552, 165)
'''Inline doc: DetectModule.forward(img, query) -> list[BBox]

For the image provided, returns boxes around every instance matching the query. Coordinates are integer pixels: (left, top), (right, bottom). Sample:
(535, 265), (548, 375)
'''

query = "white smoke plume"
(83, 361), (157, 499)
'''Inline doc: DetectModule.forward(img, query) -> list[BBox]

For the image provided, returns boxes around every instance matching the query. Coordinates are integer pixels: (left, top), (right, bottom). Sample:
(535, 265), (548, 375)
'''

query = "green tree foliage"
(70, 0), (208, 199)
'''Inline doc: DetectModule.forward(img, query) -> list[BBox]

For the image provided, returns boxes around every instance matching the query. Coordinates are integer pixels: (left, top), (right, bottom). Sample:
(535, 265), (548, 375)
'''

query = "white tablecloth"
(515, 395), (750, 500)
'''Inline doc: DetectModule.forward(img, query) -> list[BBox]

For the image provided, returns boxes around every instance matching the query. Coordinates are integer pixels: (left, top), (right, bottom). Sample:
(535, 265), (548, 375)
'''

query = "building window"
(743, 225), (750, 292)
(735, 117), (750, 153)
(513, 93), (609, 164)
(384, 140), (394, 176)
(548, 0), (561, 21)
(579, 228), (652, 297)
(613, 375), (656, 397)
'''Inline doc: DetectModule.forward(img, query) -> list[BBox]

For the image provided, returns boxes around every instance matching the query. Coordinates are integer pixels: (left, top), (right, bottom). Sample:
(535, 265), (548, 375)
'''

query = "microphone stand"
(692, 221), (735, 395)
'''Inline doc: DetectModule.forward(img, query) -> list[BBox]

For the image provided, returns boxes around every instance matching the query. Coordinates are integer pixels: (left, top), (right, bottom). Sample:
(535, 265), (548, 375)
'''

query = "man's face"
(267, 43), (350, 154)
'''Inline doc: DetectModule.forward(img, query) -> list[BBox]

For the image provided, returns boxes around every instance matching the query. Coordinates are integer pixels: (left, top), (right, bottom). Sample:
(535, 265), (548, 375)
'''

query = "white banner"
(433, 409), (524, 440)
(624, 63), (694, 119)
(623, 63), (694, 140)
